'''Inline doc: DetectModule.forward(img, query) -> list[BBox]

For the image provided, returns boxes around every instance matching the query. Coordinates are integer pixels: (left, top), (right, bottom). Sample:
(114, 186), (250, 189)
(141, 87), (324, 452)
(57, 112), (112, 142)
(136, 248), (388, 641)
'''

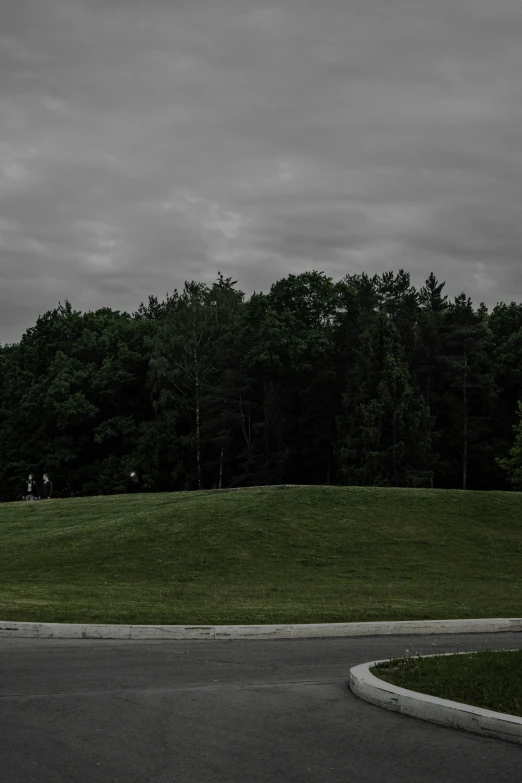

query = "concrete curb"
(1, 618), (521, 641)
(350, 650), (522, 745)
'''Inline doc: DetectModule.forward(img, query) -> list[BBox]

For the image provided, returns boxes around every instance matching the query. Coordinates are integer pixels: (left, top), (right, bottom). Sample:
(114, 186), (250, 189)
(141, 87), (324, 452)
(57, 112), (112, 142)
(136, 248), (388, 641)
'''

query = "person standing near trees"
(40, 473), (53, 500)
(25, 474), (38, 501)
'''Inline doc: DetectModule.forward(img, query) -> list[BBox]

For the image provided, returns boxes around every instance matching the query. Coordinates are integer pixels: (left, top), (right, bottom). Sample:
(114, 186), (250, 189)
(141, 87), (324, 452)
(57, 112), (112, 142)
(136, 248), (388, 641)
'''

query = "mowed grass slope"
(0, 485), (521, 625)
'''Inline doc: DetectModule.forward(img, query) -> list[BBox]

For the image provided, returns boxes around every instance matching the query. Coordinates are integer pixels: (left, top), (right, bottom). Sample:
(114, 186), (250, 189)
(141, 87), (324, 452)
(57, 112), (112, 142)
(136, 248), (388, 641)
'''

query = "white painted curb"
(350, 650), (522, 745)
(1, 617), (521, 641)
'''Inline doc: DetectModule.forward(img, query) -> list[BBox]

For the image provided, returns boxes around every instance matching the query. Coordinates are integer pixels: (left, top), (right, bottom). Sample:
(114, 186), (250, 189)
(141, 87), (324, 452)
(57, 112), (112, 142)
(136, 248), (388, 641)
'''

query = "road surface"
(1, 631), (521, 782)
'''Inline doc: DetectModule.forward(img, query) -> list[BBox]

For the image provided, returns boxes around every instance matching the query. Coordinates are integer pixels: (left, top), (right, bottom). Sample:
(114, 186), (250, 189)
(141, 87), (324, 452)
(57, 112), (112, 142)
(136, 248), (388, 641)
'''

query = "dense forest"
(1, 269), (522, 501)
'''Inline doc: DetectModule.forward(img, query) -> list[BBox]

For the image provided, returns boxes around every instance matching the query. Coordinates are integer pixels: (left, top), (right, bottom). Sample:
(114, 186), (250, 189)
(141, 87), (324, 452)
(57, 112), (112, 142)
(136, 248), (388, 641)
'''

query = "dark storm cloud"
(2, 0), (522, 342)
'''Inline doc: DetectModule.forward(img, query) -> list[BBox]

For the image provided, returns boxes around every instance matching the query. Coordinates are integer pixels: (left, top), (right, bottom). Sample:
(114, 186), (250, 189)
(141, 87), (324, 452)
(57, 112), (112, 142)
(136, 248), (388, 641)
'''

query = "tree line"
(1, 269), (522, 500)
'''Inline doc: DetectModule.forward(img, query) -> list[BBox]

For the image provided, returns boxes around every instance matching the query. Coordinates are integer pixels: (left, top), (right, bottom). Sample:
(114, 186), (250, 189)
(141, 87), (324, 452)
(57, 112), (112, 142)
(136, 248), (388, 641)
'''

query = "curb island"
(350, 650), (522, 745)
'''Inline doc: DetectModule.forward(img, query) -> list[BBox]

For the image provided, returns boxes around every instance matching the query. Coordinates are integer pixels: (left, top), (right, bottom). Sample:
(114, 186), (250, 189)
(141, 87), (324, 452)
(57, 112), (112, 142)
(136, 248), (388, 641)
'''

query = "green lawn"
(372, 649), (522, 717)
(0, 485), (521, 625)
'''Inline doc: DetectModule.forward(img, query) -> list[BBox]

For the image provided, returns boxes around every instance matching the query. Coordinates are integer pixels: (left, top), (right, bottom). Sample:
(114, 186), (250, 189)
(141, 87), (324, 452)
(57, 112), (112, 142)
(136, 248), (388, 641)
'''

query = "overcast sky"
(2, 0), (522, 343)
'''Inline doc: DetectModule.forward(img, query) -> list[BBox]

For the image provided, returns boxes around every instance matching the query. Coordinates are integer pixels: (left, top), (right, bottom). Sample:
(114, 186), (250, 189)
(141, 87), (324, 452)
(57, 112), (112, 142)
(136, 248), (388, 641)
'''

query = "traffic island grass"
(372, 649), (522, 718)
(0, 485), (521, 625)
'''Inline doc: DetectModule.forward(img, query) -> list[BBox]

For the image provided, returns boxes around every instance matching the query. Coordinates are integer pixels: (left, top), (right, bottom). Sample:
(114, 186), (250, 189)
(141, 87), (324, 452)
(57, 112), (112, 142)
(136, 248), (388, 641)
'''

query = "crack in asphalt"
(0, 679), (343, 700)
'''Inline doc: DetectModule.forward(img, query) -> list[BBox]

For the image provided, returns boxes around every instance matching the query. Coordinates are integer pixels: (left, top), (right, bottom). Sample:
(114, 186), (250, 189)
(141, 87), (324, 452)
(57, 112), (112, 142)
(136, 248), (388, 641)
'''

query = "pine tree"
(338, 310), (435, 487)
(412, 273), (448, 486)
(437, 294), (497, 490)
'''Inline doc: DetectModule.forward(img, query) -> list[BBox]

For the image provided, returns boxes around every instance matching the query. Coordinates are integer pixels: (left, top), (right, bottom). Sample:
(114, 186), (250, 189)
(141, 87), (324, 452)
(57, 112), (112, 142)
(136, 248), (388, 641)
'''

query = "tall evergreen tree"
(412, 272), (449, 486)
(437, 294), (497, 490)
(338, 310), (435, 487)
(375, 269), (419, 354)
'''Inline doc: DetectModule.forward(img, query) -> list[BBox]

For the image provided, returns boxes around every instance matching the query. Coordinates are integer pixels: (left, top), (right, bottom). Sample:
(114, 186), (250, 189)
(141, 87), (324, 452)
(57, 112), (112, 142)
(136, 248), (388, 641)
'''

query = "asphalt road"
(1, 632), (521, 782)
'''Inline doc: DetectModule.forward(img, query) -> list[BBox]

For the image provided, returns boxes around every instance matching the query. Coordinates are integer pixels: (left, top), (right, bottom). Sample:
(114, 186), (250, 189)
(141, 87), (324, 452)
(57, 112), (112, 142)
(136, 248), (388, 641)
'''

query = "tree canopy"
(1, 269), (521, 500)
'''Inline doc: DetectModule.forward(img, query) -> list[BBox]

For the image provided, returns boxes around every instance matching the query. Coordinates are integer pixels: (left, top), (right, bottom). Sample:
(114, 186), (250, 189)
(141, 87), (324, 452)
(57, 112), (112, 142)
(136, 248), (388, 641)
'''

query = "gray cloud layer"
(2, 0), (522, 342)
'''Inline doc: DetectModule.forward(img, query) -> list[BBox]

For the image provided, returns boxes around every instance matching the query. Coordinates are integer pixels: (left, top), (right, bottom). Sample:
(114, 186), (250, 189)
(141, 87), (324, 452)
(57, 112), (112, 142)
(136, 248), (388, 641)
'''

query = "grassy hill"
(0, 485), (521, 625)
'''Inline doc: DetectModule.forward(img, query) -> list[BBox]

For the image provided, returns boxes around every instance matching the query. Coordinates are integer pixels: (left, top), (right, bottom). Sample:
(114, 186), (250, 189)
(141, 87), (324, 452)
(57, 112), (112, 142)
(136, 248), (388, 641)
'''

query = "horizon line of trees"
(1, 268), (522, 500)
